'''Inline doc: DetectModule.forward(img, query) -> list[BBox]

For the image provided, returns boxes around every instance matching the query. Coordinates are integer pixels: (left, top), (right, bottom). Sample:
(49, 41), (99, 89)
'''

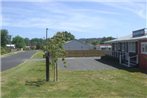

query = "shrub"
(0, 47), (11, 55)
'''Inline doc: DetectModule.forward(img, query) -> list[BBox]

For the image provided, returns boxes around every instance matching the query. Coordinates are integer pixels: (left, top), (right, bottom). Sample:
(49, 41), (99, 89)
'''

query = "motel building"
(104, 28), (147, 70)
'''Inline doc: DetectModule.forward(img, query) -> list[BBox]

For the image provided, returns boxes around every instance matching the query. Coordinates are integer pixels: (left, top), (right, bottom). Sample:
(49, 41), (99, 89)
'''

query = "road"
(1, 50), (37, 71)
(58, 57), (118, 70)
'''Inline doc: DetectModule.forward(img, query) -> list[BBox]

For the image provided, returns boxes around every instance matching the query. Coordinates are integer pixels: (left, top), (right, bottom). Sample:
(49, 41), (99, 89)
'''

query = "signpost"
(133, 28), (145, 37)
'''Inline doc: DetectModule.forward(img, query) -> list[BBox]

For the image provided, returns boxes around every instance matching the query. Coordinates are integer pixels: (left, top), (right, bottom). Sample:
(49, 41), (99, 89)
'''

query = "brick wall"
(139, 39), (147, 70)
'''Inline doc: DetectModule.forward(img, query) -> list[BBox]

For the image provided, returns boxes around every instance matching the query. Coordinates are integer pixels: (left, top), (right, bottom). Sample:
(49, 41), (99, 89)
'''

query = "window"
(121, 43), (125, 51)
(117, 43), (121, 51)
(141, 42), (147, 54)
(128, 42), (136, 52)
(113, 43), (117, 51)
(114, 43), (120, 51)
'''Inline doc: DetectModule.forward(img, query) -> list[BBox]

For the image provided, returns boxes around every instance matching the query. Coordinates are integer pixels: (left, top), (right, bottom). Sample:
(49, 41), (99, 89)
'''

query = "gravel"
(58, 57), (117, 70)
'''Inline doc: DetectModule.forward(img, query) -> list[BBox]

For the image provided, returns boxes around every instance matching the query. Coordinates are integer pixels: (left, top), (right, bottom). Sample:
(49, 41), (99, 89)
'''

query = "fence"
(65, 50), (105, 57)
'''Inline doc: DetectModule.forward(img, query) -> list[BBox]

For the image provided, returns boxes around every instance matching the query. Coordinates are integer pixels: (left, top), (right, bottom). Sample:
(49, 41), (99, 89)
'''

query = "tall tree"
(12, 36), (26, 48)
(100, 36), (115, 44)
(91, 40), (100, 46)
(63, 31), (75, 41)
(24, 38), (30, 46)
(53, 31), (75, 41)
(1, 29), (9, 47)
(30, 38), (44, 49)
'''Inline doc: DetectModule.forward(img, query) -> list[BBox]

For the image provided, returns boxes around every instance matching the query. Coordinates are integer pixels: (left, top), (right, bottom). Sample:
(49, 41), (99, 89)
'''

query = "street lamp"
(45, 28), (50, 81)
(9, 35), (12, 51)
(46, 28), (48, 50)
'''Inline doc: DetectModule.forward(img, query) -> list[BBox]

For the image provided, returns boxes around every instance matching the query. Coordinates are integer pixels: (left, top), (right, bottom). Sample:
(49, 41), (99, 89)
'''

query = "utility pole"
(45, 28), (50, 81)
(46, 28), (48, 50)
(9, 35), (12, 51)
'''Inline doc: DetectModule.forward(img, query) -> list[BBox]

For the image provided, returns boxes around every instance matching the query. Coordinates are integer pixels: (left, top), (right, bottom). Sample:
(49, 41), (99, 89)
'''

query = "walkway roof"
(106, 29), (147, 43)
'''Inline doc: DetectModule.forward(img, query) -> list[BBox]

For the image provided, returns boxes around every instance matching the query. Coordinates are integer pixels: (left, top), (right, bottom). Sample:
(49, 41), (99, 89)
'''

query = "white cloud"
(0, 2), (2, 29)
(2, 1), (116, 32)
(3, 12), (107, 33)
(2, 1), (146, 36)
(2, 0), (146, 2)
(103, 2), (146, 19)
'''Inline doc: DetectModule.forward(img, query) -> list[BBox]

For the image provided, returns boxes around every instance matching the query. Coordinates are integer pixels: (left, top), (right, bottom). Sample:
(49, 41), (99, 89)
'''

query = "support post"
(128, 55), (130, 67)
(46, 52), (50, 81)
(136, 55), (138, 64)
(119, 54), (121, 64)
(56, 62), (58, 81)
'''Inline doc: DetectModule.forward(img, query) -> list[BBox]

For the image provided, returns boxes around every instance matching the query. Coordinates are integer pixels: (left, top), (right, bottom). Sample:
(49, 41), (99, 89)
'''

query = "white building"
(96, 44), (112, 51)
(64, 40), (94, 50)
(6, 44), (15, 49)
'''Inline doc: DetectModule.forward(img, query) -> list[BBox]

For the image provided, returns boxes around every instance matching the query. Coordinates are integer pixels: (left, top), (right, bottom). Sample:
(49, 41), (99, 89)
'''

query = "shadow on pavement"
(95, 56), (147, 74)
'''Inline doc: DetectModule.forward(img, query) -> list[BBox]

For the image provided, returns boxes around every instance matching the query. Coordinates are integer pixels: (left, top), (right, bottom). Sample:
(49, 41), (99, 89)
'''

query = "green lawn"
(32, 50), (44, 59)
(1, 51), (147, 98)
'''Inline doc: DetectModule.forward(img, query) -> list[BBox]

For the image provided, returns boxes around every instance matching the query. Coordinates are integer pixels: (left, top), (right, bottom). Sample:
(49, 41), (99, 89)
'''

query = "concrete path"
(58, 57), (117, 70)
(1, 50), (37, 71)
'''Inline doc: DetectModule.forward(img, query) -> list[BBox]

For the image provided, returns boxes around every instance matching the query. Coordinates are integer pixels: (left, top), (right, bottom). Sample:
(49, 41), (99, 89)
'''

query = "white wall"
(96, 45), (112, 51)
(6, 44), (15, 48)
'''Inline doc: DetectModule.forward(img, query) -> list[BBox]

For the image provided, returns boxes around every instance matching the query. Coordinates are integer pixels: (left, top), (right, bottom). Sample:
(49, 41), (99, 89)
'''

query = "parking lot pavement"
(58, 57), (117, 70)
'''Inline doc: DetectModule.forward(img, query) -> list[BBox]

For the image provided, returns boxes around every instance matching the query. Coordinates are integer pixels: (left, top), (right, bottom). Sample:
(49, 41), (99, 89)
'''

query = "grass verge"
(31, 50), (44, 59)
(1, 51), (147, 98)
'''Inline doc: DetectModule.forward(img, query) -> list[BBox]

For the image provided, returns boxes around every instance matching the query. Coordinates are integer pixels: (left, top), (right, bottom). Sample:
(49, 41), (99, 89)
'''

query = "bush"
(0, 47), (11, 55)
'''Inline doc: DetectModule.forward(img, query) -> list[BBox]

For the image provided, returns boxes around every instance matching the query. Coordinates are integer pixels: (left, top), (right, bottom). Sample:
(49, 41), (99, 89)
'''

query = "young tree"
(47, 32), (66, 81)
(12, 36), (26, 48)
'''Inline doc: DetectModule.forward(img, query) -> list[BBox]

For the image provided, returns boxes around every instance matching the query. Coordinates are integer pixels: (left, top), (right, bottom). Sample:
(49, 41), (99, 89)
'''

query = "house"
(104, 28), (147, 70)
(96, 44), (112, 51)
(25, 46), (31, 50)
(6, 44), (15, 49)
(64, 40), (94, 50)
(30, 45), (36, 50)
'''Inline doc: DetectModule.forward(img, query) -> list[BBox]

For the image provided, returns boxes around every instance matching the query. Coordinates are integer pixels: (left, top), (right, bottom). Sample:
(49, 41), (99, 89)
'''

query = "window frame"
(128, 42), (136, 53)
(141, 42), (147, 54)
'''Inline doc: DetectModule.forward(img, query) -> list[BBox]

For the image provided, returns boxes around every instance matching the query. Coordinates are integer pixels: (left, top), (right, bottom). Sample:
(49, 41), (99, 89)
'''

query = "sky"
(1, 0), (147, 39)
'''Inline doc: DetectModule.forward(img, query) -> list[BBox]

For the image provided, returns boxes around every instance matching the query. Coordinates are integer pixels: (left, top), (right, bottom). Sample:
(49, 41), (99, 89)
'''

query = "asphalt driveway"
(58, 57), (118, 70)
(1, 50), (37, 71)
